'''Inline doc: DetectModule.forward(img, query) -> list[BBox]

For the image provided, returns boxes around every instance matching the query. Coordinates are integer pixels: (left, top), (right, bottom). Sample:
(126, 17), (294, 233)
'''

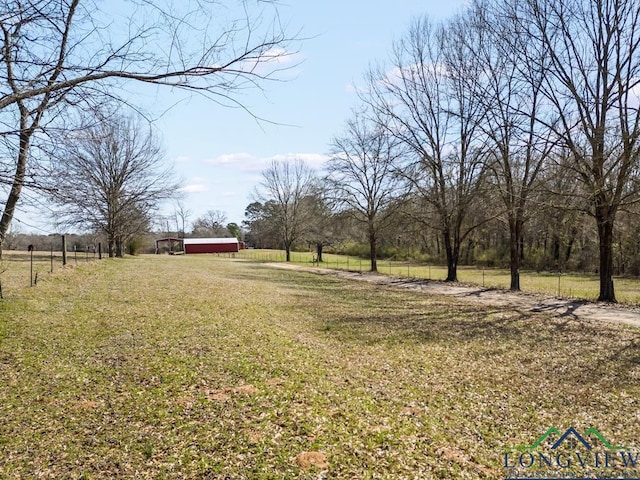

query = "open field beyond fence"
(0, 250), (99, 297)
(0, 254), (639, 478)
(239, 249), (640, 304)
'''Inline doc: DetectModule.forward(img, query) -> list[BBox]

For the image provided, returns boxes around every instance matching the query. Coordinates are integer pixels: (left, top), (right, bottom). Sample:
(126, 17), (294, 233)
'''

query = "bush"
(475, 245), (509, 268)
(127, 236), (145, 256)
(336, 241), (370, 258)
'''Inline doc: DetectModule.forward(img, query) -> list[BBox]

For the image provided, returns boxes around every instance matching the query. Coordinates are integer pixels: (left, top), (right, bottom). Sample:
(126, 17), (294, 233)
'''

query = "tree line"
(247, 0), (640, 303)
(2, 0), (638, 303)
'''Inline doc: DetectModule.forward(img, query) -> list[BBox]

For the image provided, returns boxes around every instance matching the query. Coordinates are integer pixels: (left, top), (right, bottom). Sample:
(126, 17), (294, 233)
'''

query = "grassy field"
(0, 254), (639, 478)
(239, 249), (640, 304)
(0, 250), (96, 298)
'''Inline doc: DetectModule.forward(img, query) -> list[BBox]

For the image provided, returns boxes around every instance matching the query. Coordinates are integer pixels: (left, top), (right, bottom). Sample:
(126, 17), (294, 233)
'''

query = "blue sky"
(144, 0), (469, 229)
(14, 1), (467, 234)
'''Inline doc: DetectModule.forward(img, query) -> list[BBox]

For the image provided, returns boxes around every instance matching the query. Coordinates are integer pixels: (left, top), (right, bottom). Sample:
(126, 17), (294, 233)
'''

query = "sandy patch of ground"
(264, 262), (640, 328)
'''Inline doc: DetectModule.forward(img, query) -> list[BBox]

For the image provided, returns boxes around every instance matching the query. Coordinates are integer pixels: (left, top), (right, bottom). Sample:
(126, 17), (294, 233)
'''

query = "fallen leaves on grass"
(233, 384), (259, 395)
(206, 390), (232, 402)
(400, 405), (424, 416)
(1, 255), (639, 479)
(199, 384), (260, 402)
(437, 447), (500, 478)
(294, 451), (329, 470)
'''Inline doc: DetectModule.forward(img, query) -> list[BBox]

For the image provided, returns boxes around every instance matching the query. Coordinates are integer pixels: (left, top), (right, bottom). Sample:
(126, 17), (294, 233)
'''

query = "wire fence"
(0, 245), (102, 298)
(5, 245), (640, 304)
(238, 249), (640, 304)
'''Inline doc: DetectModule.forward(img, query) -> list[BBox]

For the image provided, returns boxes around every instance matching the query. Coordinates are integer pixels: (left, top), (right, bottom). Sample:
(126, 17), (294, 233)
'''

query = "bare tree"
(466, 2), (556, 290)
(191, 210), (229, 237)
(327, 110), (405, 272)
(50, 115), (178, 257)
(259, 158), (315, 262)
(365, 16), (488, 281)
(507, 0), (640, 302)
(303, 186), (341, 263)
(174, 200), (192, 238)
(0, 0), (295, 253)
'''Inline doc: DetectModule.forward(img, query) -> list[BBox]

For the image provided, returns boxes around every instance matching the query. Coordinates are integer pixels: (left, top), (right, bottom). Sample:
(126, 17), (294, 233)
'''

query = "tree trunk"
(108, 237), (115, 258)
(285, 246), (291, 262)
(565, 229), (576, 263)
(552, 234), (561, 264)
(509, 219), (522, 291)
(464, 239), (474, 264)
(116, 237), (124, 258)
(596, 212), (616, 302)
(443, 230), (458, 282)
(0, 116), (31, 258)
(316, 242), (323, 263)
(369, 227), (377, 272)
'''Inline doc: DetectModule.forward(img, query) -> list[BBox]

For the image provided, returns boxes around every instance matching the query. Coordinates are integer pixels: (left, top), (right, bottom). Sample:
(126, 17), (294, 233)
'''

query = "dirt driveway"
(264, 262), (640, 329)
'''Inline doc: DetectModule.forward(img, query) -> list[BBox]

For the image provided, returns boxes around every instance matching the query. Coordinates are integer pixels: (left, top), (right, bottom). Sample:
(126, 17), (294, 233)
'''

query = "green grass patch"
(240, 249), (640, 304)
(0, 250), (97, 298)
(0, 254), (639, 478)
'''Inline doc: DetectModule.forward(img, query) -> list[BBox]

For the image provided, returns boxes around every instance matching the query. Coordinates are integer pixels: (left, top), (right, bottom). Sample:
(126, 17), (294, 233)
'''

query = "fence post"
(50, 244), (53, 274)
(62, 235), (67, 266)
(28, 244), (33, 287)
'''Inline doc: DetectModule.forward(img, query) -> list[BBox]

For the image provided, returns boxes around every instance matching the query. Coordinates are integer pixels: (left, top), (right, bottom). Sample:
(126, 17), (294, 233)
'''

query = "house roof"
(182, 237), (238, 245)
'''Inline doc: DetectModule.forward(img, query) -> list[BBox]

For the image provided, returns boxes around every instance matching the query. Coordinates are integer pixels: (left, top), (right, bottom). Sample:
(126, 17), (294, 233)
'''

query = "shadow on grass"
(237, 263), (640, 389)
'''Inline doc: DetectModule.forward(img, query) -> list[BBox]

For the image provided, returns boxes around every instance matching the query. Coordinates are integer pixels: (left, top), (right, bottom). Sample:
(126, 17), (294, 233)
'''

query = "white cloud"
(383, 62), (447, 90)
(178, 177), (209, 193)
(204, 152), (329, 174)
(262, 47), (302, 65)
(179, 184), (208, 193)
(171, 155), (190, 163)
(205, 152), (256, 166)
(239, 48), (304, 77)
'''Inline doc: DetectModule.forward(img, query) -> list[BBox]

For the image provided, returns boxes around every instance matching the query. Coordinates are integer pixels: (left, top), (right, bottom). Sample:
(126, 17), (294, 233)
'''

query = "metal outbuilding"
(155, 237), (183, 254)
(183, 237), (239, 254)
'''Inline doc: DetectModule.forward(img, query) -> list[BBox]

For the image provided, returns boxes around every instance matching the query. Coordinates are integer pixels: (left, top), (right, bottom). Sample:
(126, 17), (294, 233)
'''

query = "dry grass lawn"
(0, 254), (638, 478)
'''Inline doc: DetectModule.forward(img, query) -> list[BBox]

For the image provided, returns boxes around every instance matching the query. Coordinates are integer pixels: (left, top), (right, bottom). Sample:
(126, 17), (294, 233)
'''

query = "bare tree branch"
(258, 157), (315, 261)
(47, 112), (179, 257)
(0, 0), (298, 251)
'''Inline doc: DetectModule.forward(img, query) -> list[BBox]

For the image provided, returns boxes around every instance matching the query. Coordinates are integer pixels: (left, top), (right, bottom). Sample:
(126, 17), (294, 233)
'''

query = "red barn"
(183, 237), (239, 254)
